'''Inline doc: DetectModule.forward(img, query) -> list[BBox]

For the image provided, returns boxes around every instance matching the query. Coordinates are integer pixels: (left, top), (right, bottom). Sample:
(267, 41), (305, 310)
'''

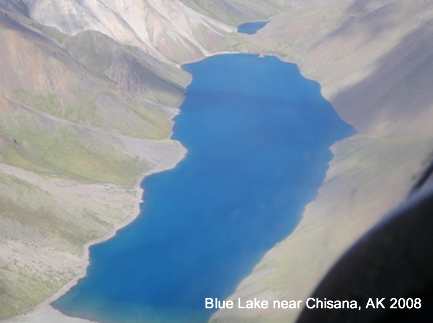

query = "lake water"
(237, 21), (268, 34)
(53, 54), (354, 323)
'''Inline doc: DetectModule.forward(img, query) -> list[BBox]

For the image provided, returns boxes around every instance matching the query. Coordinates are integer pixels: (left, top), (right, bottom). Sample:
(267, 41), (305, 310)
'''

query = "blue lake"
(53, 54), (354, 323)
(237, 21), (268, 34)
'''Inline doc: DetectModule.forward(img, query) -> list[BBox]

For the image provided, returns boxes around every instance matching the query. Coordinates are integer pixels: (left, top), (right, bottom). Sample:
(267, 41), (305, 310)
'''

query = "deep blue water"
(53, 54), (354, 323)
(237, 21), (268, 34)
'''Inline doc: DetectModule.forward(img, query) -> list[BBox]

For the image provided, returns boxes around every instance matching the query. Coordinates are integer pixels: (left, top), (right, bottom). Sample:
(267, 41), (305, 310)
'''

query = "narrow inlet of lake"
(53, 54), (354, 323)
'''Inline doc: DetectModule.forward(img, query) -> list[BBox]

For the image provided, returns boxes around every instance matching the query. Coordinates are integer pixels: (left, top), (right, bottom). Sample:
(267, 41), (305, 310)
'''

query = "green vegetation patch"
(0, 106), (149, 185)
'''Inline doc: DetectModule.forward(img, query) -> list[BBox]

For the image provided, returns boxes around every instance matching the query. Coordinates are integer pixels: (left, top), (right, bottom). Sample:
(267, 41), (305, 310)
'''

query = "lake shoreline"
(2, 24), (346, 323)
(1, 46), (229, 323)
(50, 52), (351, 323)
(2, 50), (346, 323)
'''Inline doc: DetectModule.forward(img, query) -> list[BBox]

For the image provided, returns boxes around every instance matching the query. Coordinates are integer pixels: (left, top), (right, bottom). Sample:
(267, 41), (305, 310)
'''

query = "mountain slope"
(22, 0), (235, 64)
